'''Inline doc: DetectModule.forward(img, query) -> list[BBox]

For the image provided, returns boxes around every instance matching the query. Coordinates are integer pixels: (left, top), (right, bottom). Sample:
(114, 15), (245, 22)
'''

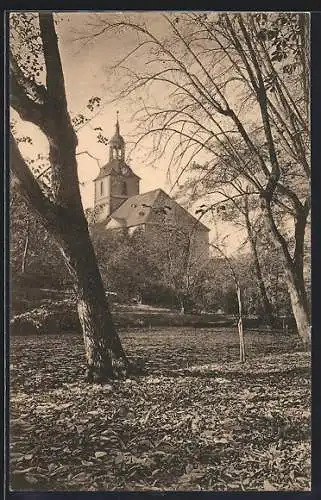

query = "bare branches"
(65, 12), (310, 223)
(76, 150), (102, 168)
(10, 132), (57, 226)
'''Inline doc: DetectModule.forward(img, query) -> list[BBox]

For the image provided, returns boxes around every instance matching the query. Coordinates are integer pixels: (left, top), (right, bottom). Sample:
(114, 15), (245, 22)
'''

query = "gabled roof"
(107, 189), (161, 227)
(106, 188), (210, 232)
(94, 159), (140, 181)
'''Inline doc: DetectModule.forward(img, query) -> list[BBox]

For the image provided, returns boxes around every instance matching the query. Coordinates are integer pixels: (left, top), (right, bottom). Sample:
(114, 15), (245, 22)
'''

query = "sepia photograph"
(8, 10), (311, 492)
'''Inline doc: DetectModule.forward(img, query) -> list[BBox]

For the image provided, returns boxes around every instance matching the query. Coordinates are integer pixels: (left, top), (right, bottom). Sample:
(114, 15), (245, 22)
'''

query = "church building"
(93, 114), (209, 262)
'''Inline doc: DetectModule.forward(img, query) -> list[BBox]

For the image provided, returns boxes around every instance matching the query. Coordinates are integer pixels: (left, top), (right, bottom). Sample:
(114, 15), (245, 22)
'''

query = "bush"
(10, 300), (80, 335)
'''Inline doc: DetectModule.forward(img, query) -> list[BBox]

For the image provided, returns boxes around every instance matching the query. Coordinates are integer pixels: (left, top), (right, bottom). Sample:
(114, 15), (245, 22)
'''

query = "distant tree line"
(11, 195), (297, 324)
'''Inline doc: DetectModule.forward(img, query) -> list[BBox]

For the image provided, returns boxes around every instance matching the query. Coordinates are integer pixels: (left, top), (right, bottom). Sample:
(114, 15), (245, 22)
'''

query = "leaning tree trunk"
(10, 12), (129, 381)
(262, 200), (310, 347)
(51, 211), (129, 382)
(10, 136), (130, 381)
(10, 13), (131, 382)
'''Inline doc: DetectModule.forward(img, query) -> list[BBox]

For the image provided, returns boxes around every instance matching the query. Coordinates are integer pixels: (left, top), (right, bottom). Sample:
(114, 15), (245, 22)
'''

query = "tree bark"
(261, 199), (310, 347)
(244, 193), (275, 326)
(11, 141), (129, 380)
(10, 13), (129, 382)
(21, 218), (30, 274)
(55, 217), (129, 381)
(293, 207), (310, 316)
(210, 243), (246, 362)
(284, 269), (310, 345)
(11, 135), (130, 381)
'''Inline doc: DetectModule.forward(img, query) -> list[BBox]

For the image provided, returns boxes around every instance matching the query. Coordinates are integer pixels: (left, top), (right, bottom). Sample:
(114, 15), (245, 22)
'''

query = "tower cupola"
(109, 111), (125, 161)
(93, 112), (140, 222)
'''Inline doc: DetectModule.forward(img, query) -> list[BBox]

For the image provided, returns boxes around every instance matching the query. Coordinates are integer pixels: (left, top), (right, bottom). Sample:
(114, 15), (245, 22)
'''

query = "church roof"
(94, 113), (140, 181)
(108, 189), (161, 227)
(94, 159), (140, 181)
(109, 112), (124, 147)
(109, 131), (125, 147)
(106, 188), (210, 232)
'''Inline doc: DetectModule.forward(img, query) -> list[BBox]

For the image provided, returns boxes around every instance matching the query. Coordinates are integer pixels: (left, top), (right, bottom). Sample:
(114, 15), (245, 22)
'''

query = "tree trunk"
(261, 200), (310, 347)
(244, 192), (275, 326)
(283, 265), (310, 347)
(293, 210), (311, 317)
(10, 13), (130, 383)
(55, 216), (129, 382)
(178, 295), (185, 314)
(252, 246), (275, 325)
(13, 141), (130, 381)
(236, 286), (246, 363)
(21, 219), (30, 274)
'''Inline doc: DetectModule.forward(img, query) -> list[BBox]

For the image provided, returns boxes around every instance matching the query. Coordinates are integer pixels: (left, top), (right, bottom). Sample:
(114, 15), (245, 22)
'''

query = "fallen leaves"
(178, 470), (206, 485)
(9, 329), (311, 491)
(263, 478), (278, 491)
(94, 451), (108, 459)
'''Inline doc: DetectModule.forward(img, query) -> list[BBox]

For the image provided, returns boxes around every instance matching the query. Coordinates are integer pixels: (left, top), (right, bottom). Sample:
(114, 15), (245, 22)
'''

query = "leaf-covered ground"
(10, 328), (311, 492)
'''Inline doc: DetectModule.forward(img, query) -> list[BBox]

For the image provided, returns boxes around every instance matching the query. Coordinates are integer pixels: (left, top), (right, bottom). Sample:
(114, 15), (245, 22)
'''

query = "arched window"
(112, 147), (121, 159)
(100, 181), (104, 196)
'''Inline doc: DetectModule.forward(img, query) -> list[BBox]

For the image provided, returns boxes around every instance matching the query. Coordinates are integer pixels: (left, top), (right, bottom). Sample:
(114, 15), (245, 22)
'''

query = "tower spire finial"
(116, 110), (120, 134)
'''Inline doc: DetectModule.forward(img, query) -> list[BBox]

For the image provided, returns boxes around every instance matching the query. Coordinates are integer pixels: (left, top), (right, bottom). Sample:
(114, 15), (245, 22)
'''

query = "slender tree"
(211, 243), (246, 362)
(182, 168), (276, 325)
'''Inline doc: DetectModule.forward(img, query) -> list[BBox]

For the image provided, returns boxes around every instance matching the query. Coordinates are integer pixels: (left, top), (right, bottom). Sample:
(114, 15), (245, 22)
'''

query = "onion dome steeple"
(109, 111), (125, 161)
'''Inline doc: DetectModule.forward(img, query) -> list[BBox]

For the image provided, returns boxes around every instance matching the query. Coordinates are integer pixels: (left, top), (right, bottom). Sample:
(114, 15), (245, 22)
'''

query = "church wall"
(110, 174), (140, 214)
(94, 172), (140, 220)
(145, 193), (209, 266)
(150, 190), (209, 262)
(94, 176), (111, 221)
(110, 196), (127, 214)
(189, 229), (209, 263)
(126, 176), (140, 197)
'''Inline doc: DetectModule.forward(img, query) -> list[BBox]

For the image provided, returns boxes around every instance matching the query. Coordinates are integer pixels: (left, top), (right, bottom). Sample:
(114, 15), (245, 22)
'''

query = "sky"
(56, 13), (175, 207)
(11, 11), (248, 254)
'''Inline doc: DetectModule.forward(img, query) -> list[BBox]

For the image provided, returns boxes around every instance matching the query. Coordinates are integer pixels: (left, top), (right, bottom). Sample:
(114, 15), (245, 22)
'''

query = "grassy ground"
(10, 300), (233, 335)
(10, 327), (310, 492)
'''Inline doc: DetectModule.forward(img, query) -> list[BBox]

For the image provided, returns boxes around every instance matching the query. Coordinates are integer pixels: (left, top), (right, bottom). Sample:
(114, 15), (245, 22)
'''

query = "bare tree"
(182, 167), (276, 325)
(211, 242), (246, 363)
(10, 13), (129, 381)
(139, 204), (209, 314)
(84, 12), (310, 345)
(242, 189), (276, 325)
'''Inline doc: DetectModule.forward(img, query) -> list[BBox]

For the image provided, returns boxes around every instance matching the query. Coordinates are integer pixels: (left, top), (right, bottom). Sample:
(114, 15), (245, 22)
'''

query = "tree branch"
(76, 150), (102, 168)
(10, 132), (58, 227)
(10, 50), (47, 127)
(39, 13), (68, 109)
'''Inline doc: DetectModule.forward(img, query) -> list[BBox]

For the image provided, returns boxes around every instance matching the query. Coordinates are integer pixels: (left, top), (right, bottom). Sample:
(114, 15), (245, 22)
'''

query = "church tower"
(93, 113), (140, 222)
